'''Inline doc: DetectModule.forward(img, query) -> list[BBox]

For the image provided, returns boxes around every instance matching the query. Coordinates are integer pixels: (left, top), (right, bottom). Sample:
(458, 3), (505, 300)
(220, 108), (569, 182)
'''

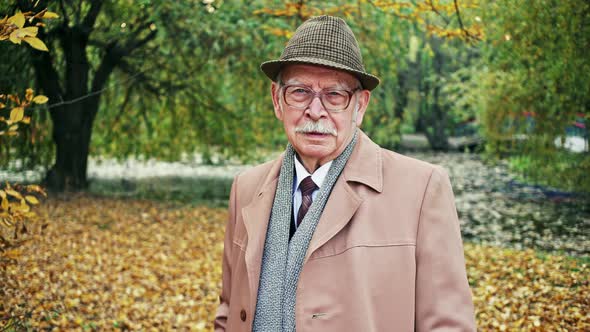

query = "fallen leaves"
(466, 243), (589, 331)
(1, 195), (587, 331)
(1, 195), (225, 331)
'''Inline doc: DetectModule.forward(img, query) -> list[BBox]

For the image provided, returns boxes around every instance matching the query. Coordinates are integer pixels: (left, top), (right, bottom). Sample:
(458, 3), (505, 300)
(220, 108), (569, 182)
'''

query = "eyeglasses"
(281, 84), (359, 113)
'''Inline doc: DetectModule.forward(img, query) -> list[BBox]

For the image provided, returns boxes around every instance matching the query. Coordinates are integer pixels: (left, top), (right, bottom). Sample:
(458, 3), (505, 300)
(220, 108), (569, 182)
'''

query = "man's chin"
(296, 144), (335, 160)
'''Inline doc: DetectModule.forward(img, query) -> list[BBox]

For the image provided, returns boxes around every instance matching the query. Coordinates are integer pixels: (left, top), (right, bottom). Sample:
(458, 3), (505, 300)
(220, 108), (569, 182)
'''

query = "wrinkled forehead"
(280, 64), (360, 90)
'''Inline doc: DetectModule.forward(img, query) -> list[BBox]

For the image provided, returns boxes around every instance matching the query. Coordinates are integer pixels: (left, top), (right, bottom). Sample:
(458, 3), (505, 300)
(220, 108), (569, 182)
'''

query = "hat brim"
(260, 57), (380, 91)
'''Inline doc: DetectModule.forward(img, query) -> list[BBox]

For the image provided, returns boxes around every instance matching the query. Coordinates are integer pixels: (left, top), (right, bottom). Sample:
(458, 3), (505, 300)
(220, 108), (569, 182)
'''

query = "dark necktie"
(297, 176), (318, 226)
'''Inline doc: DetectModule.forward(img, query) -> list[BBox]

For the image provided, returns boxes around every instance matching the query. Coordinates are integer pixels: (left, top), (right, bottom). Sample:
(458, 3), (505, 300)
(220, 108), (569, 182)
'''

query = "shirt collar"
(294, 155), (333, 190)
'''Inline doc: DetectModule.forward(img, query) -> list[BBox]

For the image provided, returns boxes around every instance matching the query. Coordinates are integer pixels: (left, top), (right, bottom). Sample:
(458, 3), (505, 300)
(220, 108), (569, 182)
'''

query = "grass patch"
(88, 176), (233, 207)
(508, 152), (590, 194)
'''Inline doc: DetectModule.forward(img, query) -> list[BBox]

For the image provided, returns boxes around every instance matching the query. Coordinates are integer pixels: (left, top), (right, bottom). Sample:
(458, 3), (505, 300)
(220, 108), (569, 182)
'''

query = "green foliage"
(475, 0), (590, 192)
(3, 0), (587, 194)
(89, 1), (280, 163)
(1, 0), (482, 167)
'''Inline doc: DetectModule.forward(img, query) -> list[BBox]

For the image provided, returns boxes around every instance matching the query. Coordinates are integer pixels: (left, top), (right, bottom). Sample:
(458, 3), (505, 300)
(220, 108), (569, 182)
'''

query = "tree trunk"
(43, 101), (97, 191)
(23, 1), (151, 191)
(32, 23), (103, 191)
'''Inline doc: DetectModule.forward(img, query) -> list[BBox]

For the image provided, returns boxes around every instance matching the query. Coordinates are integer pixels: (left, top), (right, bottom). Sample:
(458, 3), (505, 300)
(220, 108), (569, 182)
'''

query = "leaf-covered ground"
(1, 195), (588, 331)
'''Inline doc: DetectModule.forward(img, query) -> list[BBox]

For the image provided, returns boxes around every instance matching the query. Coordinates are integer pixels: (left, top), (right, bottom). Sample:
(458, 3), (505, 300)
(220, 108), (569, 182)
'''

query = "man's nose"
(306, 96), (327, 120)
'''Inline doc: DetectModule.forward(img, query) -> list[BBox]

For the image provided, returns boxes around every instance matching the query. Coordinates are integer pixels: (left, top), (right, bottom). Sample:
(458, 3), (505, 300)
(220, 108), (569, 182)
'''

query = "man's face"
(271, 64), (371, 171)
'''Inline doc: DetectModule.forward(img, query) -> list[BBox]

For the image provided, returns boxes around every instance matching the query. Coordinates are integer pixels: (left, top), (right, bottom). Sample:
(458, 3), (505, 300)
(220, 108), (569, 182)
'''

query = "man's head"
(271, 64), (370, 171)
(260, 15), (379, 171)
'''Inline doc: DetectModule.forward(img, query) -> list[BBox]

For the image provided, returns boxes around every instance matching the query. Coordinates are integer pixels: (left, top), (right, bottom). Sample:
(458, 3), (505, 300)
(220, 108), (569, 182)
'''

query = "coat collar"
(254, 129), (383, 195)
(342, 129), (383, 193)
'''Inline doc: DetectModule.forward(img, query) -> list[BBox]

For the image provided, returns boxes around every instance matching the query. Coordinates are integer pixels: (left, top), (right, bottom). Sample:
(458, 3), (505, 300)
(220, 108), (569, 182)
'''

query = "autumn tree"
(6, 0), (161, 191)
(1, 0), (299, 191)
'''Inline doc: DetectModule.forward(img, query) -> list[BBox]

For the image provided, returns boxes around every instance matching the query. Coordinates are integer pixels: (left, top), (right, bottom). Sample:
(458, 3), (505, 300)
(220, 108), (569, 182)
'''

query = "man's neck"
(297, 155), (327, 174)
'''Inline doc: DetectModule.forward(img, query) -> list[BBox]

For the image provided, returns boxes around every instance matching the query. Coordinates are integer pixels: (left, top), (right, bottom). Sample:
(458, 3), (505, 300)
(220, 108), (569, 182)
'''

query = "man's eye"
(292, 88), (309, 94)
(326, 91), (345, 97)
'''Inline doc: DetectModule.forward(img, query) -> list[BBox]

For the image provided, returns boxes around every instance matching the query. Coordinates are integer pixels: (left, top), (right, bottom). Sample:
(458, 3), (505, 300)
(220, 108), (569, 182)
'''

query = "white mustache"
(295, 121), (337, 136)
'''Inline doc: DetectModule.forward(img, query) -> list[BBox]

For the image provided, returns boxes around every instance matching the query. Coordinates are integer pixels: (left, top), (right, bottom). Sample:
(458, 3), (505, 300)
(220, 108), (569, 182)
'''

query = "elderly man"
(215, 15), (475, 332)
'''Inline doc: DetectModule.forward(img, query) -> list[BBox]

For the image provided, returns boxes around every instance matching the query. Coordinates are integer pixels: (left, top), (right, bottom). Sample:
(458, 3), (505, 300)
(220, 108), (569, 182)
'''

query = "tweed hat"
(261, 15), (380, 91)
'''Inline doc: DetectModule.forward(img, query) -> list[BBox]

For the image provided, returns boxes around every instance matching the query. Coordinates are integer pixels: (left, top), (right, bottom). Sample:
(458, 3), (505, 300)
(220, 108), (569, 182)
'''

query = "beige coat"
(215, 131), (476, 331)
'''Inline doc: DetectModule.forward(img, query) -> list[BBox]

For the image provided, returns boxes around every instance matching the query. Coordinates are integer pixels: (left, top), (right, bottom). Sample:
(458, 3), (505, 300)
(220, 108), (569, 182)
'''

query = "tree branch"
(453, 0), (481, 43)
(81, 0), (103, 35)
(429, 0), (451, 25)
(121, 27), (157, 55)
(112, 82), (134, 125)
(58, 0), (70, 27)
(31, 36), (64, 107)
(91, 23), (156, 95)
(453, 0), (466, 34)
(297, 0), (306, 21)
(116, 60), (161, 95)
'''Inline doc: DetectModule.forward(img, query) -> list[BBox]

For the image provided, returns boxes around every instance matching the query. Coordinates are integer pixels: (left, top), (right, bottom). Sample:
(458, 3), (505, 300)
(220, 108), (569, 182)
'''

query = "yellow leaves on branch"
(373, 0), (484, 42)
(32, 95), (49, 104)
(426, 24), (484, 42)
(254, 2), (358, 21)
(0, 9), (58, 51)
(9, 107), (24, 123)
(6, 11), (25, 28)
(41, 11), (60, 19)
(0, 10), (52, 134)
(25, 195), (40, 205)
(0, 182), (46, 258)
(262, 27), (293, 39)
(0, 89), (48, 136)
(23, 36), (49, 51)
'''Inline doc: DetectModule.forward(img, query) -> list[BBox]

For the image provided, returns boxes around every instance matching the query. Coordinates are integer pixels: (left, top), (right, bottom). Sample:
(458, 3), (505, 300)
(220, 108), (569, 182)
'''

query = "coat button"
(240, 309), (247, 322)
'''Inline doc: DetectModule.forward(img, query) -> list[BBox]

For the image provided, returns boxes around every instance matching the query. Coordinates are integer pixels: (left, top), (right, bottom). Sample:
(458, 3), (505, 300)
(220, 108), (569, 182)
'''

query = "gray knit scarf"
(252, 130), (358, 332)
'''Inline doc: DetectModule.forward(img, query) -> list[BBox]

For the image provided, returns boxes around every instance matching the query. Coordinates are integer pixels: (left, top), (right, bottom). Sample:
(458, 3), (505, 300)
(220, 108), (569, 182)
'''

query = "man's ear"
(354, 89), (371, 126)
(271, 82), (283, 120)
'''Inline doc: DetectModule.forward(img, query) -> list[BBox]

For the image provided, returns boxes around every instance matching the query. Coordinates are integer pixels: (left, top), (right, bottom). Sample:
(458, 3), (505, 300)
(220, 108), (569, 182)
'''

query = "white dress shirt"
(292, 155), (332, 229)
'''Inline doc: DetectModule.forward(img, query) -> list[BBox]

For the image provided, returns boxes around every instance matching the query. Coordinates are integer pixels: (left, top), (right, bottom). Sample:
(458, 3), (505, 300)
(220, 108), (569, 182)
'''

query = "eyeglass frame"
(279, 83), (361, 113)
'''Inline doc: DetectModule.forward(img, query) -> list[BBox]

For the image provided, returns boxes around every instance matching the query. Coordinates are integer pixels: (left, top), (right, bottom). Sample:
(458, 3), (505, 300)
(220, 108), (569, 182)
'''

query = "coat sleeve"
(415, 166), (476, 331)
(214, 177), (238, 331)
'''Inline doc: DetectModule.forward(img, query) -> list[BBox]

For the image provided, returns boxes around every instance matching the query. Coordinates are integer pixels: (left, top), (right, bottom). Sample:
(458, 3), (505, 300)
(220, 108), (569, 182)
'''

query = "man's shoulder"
(378, 147), (446, 181)
(351, 132), (446, 189)
(232, 156), (281, 197)
(381, 148), (436, 170)
(239, 158), (279, 181)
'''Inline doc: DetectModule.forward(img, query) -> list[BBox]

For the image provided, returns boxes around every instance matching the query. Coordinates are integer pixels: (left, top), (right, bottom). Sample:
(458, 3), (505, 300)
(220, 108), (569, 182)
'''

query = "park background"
(0, 0), (588, 330)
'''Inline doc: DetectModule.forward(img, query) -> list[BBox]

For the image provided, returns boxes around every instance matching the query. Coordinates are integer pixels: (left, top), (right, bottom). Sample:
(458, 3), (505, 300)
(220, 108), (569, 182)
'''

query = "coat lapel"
(241, 156), (282, 311)
(306, 178), (362, 260)
(306, 130), (383, 260)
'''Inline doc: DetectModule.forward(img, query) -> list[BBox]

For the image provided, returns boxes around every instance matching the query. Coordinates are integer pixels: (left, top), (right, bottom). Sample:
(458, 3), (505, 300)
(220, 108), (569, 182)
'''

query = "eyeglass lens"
(284, 86), (352, 111)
